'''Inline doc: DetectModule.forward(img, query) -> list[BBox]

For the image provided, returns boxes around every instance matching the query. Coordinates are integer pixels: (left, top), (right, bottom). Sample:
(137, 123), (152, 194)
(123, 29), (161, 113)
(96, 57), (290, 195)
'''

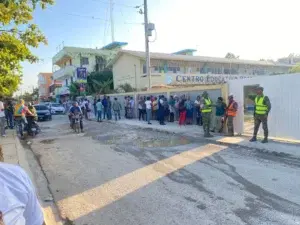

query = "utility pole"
(144, 0), (151, 89)
(110, 0), (115, 42)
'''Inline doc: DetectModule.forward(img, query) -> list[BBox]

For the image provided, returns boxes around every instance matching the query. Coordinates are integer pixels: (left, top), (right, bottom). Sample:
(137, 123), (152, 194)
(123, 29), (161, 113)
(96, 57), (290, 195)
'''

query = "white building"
(109, 49), (292, 90)
(52, 42), (128, 98)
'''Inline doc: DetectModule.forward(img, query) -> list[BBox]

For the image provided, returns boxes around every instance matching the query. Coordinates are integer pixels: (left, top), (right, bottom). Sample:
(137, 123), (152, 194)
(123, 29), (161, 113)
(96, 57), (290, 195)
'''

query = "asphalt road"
(25, 115), (300, 225)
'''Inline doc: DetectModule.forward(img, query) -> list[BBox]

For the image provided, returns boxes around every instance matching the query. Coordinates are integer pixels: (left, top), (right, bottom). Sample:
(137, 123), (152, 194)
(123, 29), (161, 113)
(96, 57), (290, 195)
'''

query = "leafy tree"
(17, 87), (39, 101)
(86, 71), (114, 94)
(0, 0), (54, 96)
(289, 63), (300, 73)
(225, 52), (239, 59)
(69, 83), (80, 99)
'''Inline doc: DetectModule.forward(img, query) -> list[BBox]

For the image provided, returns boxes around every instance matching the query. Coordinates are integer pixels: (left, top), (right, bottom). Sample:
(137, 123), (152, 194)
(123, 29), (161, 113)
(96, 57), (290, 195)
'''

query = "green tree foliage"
(69, 83), (80, 99)
(86, 71), (114, 94)
(17, 87), (39, 102)
(0, 0), (54, 96)
(225, 52), (239, 59)
(289, 63), (300, 73)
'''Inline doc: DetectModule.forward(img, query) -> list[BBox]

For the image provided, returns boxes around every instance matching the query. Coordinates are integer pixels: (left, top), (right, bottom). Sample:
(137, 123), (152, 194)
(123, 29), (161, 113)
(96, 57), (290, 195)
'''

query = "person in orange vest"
(226, 94), (238, 136)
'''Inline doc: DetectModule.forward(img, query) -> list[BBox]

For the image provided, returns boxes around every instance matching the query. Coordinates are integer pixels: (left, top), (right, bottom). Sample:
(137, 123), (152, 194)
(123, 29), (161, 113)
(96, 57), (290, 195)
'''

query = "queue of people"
(120, 92), (239, 138)
(70, 86), (270, 142)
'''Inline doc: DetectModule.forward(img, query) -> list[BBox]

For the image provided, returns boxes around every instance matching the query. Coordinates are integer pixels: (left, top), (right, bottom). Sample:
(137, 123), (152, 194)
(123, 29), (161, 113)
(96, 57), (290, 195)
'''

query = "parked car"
(50, 103), (65, 114)
(34, 104), (52, 121)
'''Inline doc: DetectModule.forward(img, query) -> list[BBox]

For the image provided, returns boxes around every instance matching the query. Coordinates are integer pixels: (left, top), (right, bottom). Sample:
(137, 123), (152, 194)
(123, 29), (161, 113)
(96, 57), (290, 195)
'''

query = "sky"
(20, 0), (300, 92)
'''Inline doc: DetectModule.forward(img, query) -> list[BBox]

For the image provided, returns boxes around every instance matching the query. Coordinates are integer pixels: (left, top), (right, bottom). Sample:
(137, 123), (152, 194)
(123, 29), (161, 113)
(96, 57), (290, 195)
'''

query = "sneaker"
(148, 122), (152, 125)
(249, 137), (257, 142)
(261, 138), (268, 144)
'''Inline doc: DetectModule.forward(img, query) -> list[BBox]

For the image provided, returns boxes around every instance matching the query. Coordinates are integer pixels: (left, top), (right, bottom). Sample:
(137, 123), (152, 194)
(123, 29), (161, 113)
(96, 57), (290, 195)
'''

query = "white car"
(50, 103), (65, 114)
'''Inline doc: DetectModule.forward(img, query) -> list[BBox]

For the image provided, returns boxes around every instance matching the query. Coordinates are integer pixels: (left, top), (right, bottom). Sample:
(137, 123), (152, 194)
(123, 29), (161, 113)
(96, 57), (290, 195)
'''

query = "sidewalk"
(0, 130), (63, 225)
(106, 118), (300, 158)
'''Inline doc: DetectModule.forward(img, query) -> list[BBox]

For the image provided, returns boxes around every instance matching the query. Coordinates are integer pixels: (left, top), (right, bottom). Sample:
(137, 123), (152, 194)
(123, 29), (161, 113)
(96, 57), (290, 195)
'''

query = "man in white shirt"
(0, 163), (44, 225)
(145, 96), (152, 125)
(0, 96), (6, 137)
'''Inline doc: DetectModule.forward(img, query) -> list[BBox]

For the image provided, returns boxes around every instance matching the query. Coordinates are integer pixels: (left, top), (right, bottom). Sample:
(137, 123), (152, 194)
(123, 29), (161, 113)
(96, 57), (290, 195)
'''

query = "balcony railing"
(52, 65), (76, 80)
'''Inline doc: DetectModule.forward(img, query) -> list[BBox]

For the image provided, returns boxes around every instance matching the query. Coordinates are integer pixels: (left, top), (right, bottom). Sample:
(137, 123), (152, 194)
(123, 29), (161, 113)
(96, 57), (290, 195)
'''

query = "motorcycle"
(72, 114), (81, 133)
(24, 118), (41, 137)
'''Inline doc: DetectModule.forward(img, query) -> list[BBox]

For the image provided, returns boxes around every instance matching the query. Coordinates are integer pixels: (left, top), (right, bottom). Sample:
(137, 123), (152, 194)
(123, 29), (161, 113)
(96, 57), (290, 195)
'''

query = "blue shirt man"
(69, 102), (82, 114)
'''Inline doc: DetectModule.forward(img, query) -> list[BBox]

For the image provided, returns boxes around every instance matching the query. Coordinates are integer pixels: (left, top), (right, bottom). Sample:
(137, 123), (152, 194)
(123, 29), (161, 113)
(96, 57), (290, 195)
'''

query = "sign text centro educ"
(166, 74), (255, 85)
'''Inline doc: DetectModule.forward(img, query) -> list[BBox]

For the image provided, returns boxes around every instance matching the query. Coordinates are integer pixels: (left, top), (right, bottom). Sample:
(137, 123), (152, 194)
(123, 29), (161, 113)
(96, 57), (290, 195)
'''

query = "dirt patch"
(40, 139), (56, 144)
(0, 145), (3, 162)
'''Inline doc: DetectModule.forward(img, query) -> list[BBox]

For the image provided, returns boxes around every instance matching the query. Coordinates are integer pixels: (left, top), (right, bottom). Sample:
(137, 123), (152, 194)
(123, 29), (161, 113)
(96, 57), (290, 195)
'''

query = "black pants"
(169, 112), (174, 122)
(196, 111), (203, 126)
(138, 109), (145, 120)
(125, 107), (128, 118)
(26, 116), (34, 135)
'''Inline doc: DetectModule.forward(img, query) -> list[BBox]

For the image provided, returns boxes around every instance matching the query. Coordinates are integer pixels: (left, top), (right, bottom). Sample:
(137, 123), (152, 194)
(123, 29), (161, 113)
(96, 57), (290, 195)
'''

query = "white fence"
(228, 73), (300, 141)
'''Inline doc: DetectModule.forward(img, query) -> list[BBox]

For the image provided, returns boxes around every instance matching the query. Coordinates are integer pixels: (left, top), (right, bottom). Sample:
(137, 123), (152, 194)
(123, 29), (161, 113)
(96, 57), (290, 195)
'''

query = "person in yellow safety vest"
(248, 86), (271, 143)
(14, 99), (33, 136)
(200, 91), (213, 137)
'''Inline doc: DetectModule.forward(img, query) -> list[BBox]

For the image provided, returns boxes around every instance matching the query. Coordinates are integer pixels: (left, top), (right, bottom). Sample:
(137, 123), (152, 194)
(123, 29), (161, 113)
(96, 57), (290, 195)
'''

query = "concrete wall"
(106, 84), (227, 118)
(113, 54), (142, 90)
(228, 73), (300, 140)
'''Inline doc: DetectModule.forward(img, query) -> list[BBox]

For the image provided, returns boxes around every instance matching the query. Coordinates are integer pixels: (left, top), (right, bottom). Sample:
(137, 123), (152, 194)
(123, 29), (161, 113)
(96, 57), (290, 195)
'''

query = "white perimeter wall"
(228, 73), (300, 140)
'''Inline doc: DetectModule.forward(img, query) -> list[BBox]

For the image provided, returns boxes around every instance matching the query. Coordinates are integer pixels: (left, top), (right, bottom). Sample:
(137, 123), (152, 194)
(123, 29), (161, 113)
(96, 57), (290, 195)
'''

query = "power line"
(89, 0), (142, 9)
(46, 8), (142, 24)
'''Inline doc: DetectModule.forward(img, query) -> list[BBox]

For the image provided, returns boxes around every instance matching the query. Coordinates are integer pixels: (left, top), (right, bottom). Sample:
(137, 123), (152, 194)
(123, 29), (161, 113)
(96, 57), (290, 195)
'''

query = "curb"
(103, 120), (300, 158)
(1, 131), (63, 225)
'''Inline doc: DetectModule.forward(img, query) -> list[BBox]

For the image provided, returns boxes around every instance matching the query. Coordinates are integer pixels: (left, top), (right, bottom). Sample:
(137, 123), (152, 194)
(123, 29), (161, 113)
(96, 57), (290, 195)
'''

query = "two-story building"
(52, 42), (128, 100)
(109, 49), (292, 90)
(37, 72), (52, 101)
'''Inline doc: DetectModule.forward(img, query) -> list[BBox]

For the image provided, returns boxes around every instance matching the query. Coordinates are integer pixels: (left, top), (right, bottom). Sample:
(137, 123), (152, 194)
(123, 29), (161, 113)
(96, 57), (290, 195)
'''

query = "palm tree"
(90, 78), (113, 94)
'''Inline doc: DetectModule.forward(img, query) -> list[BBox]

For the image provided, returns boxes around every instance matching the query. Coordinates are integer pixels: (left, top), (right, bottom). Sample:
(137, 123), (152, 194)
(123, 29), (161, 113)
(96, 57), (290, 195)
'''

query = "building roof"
(173, 49), (197, 55)
(101, 41), (128, 50)
(52, 46), (115, 65)
(109, 50), (292, 68)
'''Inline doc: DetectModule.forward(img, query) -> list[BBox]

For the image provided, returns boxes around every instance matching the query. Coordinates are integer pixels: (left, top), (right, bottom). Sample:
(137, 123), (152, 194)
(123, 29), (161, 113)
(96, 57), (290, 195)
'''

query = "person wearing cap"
(200, 91), (213, 137)
(226, 94), (238, 136)
(248, 86), (271, 143)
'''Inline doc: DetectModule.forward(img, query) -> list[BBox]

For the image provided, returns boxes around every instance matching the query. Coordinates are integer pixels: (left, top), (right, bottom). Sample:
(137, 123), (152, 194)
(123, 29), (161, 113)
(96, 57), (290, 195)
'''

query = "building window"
(39, 75), (46, 84)
(224, 69), (230, 74)
(81, 57), (89, 65)
(167, 66), (180, 73)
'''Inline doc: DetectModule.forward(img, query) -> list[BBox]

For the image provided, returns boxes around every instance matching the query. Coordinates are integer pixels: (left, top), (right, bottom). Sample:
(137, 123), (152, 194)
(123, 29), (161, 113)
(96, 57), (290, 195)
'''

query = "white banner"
(165, 74), (256, 85)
